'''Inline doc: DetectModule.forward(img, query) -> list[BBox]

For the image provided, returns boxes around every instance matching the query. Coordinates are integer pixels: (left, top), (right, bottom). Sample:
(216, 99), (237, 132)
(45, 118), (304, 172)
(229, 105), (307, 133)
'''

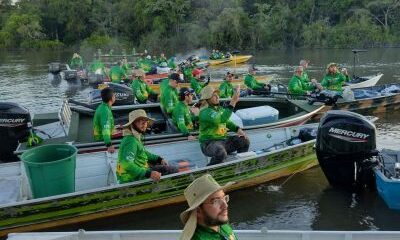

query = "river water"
(1, 49), (400, 232)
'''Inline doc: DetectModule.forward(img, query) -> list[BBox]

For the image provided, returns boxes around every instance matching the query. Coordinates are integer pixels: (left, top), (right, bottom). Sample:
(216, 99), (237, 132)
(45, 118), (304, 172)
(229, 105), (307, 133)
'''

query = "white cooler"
(235, 106), (279, 126)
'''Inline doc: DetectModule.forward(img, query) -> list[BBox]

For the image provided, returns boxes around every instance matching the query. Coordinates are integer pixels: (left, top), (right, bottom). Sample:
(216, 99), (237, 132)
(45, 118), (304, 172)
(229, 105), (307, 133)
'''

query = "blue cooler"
(236, 106), (279, 126)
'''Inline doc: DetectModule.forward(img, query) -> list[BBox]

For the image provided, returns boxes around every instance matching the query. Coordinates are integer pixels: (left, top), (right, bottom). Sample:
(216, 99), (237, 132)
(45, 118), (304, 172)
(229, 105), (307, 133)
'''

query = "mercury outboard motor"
(316, 110), (377, 189)
(0, 102), (31, 162)
(89, 82), (134, 106)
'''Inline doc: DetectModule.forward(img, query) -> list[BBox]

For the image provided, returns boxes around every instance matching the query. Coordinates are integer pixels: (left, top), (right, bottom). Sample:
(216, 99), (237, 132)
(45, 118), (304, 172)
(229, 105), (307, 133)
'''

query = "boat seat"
(381, 149), (400, 177)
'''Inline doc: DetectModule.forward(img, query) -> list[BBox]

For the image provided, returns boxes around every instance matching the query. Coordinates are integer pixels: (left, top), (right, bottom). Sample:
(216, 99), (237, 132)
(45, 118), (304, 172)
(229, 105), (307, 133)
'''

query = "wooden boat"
(15, 98), (323, 154)
(347, 73), (383, 89)
(0, 124), (318, 236)
(374, 149), (400, 211)
(199, 55), (253, 66)
(7, 230), (400, 240)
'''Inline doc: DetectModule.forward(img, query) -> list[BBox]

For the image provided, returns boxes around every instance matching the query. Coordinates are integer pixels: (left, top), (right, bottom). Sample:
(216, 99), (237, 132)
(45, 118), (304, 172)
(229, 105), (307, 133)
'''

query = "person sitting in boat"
(244, 66), (271, 94)
(190, 68), (208, 96)
(168, 56), (177, 69)
(131, 69), (158, 104)
(198, 85), (249, 166)
(93, 87), (116, 153)
(300, 59), (311, 83)
(117, 109), (178, 183)
(210, 49), (218, 60)
(70, 53), (83, 70)
(89, 58), (105, 75)
(160, 73), (180, 116)
(219, 72), (235, 98)
(109, 61), (128, 84)
(179, 174), (237, 240)
(288, 66), (321, 95)
(216, 50), (225, 59)
(172, 87), (200, 140)
(157, 53), (168, 65)
(321, 62), (350, 93)
(121, 57), (132, 74)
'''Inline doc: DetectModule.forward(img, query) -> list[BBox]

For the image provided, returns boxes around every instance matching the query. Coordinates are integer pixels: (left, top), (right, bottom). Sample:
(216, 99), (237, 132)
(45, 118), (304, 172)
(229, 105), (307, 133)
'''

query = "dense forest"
(0, 0), (399, 51)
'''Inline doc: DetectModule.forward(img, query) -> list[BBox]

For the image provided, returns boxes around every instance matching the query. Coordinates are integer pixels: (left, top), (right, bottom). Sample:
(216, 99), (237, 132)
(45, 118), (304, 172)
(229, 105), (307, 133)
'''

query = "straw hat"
(134, 69), (145, 77)
(200, 85), (219, 100)
(326, 62), (337, 69)
(122, 109), (154, 127)
(179, 174), (233, 240)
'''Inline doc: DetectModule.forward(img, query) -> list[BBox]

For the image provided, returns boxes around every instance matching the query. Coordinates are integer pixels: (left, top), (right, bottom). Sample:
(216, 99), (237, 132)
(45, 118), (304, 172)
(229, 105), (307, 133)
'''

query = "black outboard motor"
(316, 110), (377, 189)
(63, 70), (78, 80)
(0, 102), (31, 162)
(89, 83), (135, 106)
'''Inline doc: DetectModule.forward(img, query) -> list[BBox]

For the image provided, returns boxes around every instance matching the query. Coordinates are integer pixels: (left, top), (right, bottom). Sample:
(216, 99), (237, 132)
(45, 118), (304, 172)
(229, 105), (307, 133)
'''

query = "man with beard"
(198, 85), (249, 166)
(179, 174), (238, 240)
(116, 109), (178, 183)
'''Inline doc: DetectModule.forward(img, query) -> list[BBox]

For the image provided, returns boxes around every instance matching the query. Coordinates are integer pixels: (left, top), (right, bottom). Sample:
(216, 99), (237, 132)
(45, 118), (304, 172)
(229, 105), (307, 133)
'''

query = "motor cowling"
(89, 82), (135, 106)
(316, 110), (377, 188)
(0, 102), (31, 162)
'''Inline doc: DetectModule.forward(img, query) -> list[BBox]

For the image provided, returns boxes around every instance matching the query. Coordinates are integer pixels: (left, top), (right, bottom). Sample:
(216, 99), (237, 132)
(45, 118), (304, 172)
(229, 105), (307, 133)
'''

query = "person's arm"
(132, 81), (147, 102)
(321, 75), (329, 88)
(118, 138), (151, 179)
(165, 91), (177, 115)
(226, 119), (239, 132)
(219, 83), (228, 98)
(100, 110), (112, 147)
(145, 148), (162, 165)
(174, 108), (190, 136)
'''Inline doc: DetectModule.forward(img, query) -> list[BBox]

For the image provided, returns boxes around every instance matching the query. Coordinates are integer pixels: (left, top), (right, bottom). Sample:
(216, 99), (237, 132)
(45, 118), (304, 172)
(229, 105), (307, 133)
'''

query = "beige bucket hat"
(134, 69), (146, 77)
(326, 62), (337, 69)
(200, 85), (219, 100)
(179, 174), (233, 240)
(122, 109), (154, 128)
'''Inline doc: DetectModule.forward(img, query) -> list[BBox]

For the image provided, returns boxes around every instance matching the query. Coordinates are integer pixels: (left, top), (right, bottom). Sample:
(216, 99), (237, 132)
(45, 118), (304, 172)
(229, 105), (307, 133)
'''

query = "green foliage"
(0, 0), (400, 50)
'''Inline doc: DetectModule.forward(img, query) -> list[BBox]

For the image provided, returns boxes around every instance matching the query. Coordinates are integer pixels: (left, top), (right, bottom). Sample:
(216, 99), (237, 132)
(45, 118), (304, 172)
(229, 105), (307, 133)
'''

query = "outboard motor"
(89, 82), (134, 106)
(316, 110), (377, 189)
(0, 102), (32, 162)
(63, 70), (78, 81)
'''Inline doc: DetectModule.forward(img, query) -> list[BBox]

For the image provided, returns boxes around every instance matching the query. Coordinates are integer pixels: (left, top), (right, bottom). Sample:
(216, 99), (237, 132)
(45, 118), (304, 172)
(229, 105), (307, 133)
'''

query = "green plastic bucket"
(21, 144), (77, 199)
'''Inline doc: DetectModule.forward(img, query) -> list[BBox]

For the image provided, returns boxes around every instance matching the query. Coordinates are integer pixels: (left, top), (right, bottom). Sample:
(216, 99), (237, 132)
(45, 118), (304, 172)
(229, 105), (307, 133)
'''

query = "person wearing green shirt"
(167, 57), (176, 69)
(219, 72), (235, 98)
(300, 59), (311, 83)
(121, 57), (132, 74)
(160, 73), (180, 115)
(109, 61), (128, 83)
(179, 174), (238, 240)
(131, 69), (158, 104)
(93, 88), (116, 153)
(198, 85), (249, 166)
(244, 66), (270, 94)
(90, 59), (105, 74)
(70, 53), (83, 70)
(117, 109), (178, 183)
(288, 66), (317, 95)
(172, 87), (200, 140)
(157, 53), (168, 65)
(190, 68), (208, 95)
(321, 62), (350, 93)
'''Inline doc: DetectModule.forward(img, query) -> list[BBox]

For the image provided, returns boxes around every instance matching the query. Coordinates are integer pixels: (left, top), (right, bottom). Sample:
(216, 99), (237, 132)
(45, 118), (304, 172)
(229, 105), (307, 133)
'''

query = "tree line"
(0, 0), (399, 51)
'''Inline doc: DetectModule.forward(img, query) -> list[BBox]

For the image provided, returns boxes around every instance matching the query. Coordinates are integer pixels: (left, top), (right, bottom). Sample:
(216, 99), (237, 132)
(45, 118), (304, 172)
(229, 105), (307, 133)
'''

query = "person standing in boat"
(70, 53), (83, 70)
(244, 66), (271, 94)
(288, 66), (321, 95)
(172, 87), (200, 140)
(109, 60), (128, 84)
(219, 72), (235, 98)
(321, 62), (350, 93)
(160, 73), (180, 116)
(198, 85), (249, 166)
(131, 69), (158, 104)
(179, 174), (238, 240)
(117, 109), (178, 183)
(190, 68), (209, 96)
(93, 88), (116, 153)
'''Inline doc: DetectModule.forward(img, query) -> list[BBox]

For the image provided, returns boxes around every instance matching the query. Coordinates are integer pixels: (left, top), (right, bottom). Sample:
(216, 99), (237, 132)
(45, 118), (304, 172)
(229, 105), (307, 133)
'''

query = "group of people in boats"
(93, 74), (250, 182)
(288, 60), (351, 95)
(209, 49), (233, 60)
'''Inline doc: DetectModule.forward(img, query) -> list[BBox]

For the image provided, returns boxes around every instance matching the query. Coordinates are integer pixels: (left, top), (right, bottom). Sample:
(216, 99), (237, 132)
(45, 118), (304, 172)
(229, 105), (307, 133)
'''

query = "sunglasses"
(203, 195), (229, 208)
